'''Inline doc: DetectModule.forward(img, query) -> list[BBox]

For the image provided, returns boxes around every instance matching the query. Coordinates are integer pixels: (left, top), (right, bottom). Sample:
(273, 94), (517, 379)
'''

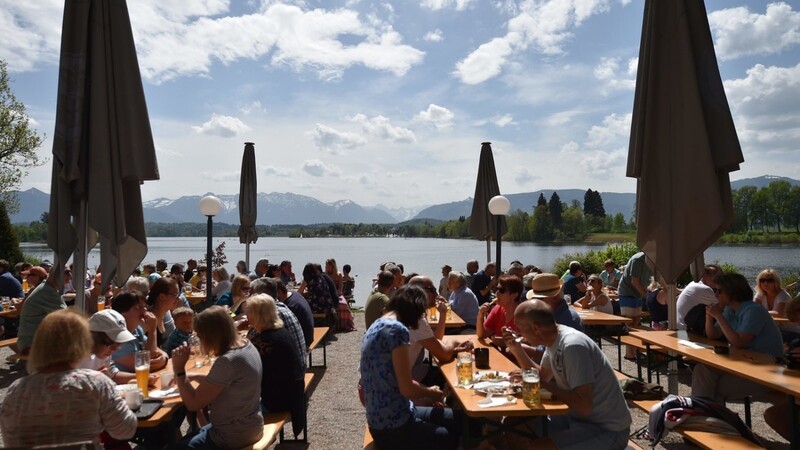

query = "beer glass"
(522, 368), (542, 408)
(456, 351), (474, 386)
(134, 350), (150, 397)
(97, 295), (106, 311)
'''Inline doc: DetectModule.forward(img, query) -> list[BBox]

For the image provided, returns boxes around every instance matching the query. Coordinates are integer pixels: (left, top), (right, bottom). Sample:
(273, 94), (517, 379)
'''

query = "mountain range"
(10, 175), (797, 225)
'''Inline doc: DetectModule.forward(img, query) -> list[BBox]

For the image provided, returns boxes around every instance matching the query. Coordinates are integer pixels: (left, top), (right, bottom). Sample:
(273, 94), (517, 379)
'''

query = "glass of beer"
(456, 351), (474, 386)
(134, 350), (150, 397)
(522, 368), (542, 408)
(446, 304), (453, 320)
(97, 295), (106, 311)
(429, 306), (438, 322)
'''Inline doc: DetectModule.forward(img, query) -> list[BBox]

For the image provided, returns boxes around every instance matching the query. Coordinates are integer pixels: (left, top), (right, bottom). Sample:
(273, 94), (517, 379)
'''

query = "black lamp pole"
(495, 214), (502, 274)
(206, 215), (213, 304)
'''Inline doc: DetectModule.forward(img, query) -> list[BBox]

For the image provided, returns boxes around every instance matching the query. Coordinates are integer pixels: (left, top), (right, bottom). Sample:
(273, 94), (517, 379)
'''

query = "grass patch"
(584, 233), (635, 244)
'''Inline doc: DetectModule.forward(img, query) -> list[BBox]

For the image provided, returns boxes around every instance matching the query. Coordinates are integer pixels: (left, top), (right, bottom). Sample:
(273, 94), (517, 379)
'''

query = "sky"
(2, 0), (799, 211)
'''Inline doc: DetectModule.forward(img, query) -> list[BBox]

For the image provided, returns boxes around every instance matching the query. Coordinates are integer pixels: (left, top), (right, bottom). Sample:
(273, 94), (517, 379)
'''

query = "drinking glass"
(97, 295), (106, 311)
(522, 368), (541, 408)
(456, 351), (474, 386)
(184, 284), (193, 296)
(134, 350), (150, 397)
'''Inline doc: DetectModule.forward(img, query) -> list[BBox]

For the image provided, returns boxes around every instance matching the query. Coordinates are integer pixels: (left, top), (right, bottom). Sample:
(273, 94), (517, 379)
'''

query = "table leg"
(645, 343), (653, 384)
(790, 395), (798, 450)
(616, 331), (622, 373)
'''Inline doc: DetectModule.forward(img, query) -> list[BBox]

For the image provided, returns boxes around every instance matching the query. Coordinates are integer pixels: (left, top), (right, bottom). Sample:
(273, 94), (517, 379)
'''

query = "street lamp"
(199, 195), (223, 304)
(488, 195), (510, 274)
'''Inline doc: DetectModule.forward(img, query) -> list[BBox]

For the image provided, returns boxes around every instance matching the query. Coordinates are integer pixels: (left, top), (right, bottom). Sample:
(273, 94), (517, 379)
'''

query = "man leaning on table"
(504, 299), (631, 450)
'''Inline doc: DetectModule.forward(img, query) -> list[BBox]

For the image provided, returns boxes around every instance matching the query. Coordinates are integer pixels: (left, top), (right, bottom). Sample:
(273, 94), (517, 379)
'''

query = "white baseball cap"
(89, 309), (135, 343)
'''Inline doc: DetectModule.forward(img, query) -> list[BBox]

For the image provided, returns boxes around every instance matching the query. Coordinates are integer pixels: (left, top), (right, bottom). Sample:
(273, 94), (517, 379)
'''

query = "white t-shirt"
(408, 316), (435, 381)
(676, 282), (717, 329)
(755, 290), (800, 334)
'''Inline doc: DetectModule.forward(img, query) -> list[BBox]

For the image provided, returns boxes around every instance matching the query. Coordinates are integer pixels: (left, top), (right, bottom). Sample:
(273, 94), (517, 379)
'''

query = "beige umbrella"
(48, 0), (159, 311)
(469, 142), (507, 264)
(627, 0), (743, 391)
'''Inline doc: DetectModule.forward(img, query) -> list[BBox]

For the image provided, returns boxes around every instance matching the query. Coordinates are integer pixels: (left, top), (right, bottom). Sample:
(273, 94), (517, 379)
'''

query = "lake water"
(19, 237), (800, 307)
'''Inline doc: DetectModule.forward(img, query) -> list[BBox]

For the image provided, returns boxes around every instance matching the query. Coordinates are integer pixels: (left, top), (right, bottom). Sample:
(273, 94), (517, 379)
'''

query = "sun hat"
(22, 266), (48, 279)
(40, 259), (53, 269)
(89, 309), (136, 343)
(526, 273), (563, 299)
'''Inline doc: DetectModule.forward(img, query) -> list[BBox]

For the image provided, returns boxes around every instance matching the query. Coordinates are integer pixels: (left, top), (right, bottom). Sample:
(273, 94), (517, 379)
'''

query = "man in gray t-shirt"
(505, 300), (631, 450)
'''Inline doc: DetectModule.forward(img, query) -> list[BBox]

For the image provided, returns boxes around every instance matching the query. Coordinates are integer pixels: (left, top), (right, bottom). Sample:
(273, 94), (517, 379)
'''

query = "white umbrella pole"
(245, 242), (250, 272)
(667, 283), (678, 394)
(75, 200), (88, 313)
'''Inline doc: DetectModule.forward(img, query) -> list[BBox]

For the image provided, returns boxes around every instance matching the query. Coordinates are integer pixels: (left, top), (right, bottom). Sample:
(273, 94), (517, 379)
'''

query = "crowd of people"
(360, 255), (800, 449)
(0, 256), (356, 448)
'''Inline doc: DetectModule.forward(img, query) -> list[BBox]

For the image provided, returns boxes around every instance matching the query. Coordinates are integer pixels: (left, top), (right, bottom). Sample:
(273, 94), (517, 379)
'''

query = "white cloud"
(454, 0), (611, 84)
(302, 159), (341, 177)
(238, 101), (266, 115)
(545, 110), (580, 127)
(415, 104), (455, 129)
(593, 57), (617, 80)
(192, 113), (251, 137)
(585, 113), (631, 148)
(349, 114), (416, 143)
(592, 57), (635, 92)
(307, 123), (367, 154)
(420, 0), (472, 11)
(424, 29), (444, 42)
(475, 114), (515, 127)
(0, 0), (63, 72)
(263, 165), (294, 177)
(709, 2), (800, 60)
(514, 167), (540, 185)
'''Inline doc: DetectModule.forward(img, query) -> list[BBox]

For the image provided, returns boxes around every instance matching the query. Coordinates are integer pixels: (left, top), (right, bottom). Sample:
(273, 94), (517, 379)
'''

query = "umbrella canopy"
(627, 0), (743, 284)
(48, 0), (159, 304)
(469, 142), (508, 244)
(237, 142), (258, 266)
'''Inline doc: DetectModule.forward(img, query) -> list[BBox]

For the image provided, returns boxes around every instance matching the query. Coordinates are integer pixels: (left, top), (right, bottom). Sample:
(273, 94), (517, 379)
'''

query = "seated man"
(470, 262), (497, 306)
(260, 277), (314, 349)
(676, 264), (720, 334)
(447, 271), (479, 332)
(16, 270), (66, 354)
(504, 299), (631, 449)
(526, 273), (584, 333)
(692, 272), (783, 403)
(561, 261), (587, 304)
(365, 271), (394, 330)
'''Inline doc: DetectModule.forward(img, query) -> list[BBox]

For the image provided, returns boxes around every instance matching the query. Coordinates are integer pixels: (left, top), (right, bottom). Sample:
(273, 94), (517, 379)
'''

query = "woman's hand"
(143, 311), (157, 334)
(171, 342), (191, 371)
(478, 302), (491, 319)
(706, 303), (723, 320)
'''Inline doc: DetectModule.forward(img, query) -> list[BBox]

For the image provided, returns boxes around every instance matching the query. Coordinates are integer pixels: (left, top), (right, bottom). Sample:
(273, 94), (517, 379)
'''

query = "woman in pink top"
(0, 309), (137, 447)
(476, 274), (524, 347)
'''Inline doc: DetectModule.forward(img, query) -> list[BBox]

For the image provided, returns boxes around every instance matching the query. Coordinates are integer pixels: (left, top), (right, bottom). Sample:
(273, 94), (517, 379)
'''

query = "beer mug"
(134, 350), (150, 397)
(522, 368), (542, 408)
(97, 295), (106, 311)
(456, 351), (474, 386)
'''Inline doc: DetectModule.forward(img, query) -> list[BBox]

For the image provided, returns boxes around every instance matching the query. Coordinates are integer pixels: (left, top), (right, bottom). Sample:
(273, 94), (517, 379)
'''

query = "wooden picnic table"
(438, 335), (568, 449)
(428, 309), (466, 328)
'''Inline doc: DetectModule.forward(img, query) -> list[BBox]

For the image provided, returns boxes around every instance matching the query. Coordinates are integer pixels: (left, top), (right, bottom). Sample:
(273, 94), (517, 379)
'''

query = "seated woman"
(111, 292), (168, 372)
(360, 285), (461, 450)
(147, 277), (180, 347)
(0, 309), (137, 447)
(211, 267), (231, 299)
(299, 263), (337, 314)
(691, 272), (784, 403)
(645, 276), (669, 330)
(578, 275), (614, 314)
(215, 274), (251, 316)
(173, 306), (264, 449)
(325, 258), (344, 297)
(477, 274), (524, 347)
(754, 268), (800, 342)
(246, 294), (306, 437)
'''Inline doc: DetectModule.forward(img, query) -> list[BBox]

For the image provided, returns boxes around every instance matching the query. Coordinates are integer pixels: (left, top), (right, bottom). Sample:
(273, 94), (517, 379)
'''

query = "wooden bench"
(238, 412), (290, 450)
(308, 327), (329, 368)
(0, 337), (27, 363)
(629, 399), (764, 449)
(363, 425), (644, 449)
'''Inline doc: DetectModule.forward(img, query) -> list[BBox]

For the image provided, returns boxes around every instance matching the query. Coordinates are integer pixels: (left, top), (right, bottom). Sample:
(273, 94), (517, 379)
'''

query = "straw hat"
(526, 273), (562, 299)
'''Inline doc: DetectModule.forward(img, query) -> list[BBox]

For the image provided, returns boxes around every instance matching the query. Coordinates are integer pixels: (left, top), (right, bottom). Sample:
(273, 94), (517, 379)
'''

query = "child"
(162, 307), (194, 357)
(79, 309), (155, 386)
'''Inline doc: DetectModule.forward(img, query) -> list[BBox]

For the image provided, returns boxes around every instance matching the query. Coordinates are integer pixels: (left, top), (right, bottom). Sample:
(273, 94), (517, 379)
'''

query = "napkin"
(473, 381), (512, 391)
(678, 340), (711, 350)
(477, 396), (517, 408)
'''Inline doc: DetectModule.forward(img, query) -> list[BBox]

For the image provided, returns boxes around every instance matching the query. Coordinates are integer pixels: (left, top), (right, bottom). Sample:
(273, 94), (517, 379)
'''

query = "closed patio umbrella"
(627, 0), (743, 391)
(237, 142), (258, 269)
(48, 0), (159, 312)
(469, 142), (507, 264)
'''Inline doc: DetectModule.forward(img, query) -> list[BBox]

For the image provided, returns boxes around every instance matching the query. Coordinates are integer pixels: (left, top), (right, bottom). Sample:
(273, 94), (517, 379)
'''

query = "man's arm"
(420, 337), (456, 363)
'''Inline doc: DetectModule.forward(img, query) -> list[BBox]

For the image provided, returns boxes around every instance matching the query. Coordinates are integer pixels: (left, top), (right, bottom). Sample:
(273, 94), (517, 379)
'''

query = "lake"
(19, 237), (800, 307)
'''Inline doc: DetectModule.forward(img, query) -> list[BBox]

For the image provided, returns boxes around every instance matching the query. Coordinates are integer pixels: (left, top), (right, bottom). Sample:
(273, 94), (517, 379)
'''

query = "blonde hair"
(194, 306), (239, 357)
(172, 306), (194, 320)
(325, 258), (338, 275)
(213, 267), (230, 282)
(231, 274), (251, 298)
(755, 269), (782, 296)
(27, 309), (91, 374)
(648, 276), (663, 292)
(245, 294), (284, 331)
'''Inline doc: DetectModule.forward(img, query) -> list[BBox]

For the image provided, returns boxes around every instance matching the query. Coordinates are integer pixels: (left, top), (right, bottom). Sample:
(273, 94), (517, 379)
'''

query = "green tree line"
(730, 180), (800, 233)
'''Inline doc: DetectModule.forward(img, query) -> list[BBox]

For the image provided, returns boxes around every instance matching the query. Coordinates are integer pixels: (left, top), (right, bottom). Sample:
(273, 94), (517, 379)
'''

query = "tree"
(732, 185), (757, 232)
(787, 186), (800, 233)
(531, 204), (554, 242)
(768, 180), (792, 232)
(548, 192), (563, 226)
(583, 189), (606, 218)
(537, 193), (547, 207)
(0, 60), (45, 212)
(0, 200), (24, 265)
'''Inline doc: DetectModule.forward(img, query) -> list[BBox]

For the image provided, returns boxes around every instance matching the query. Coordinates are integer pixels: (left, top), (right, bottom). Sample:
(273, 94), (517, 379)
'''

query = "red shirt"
(483, 305), (517, 337)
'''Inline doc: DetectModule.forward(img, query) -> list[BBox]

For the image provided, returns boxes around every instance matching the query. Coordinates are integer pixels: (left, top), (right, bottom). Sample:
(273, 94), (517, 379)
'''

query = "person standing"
(438, 265), (452, 300)
(617, 252), (652, 360)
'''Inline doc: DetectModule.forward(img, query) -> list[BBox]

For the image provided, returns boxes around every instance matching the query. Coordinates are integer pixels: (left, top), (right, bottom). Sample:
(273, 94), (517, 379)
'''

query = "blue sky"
(2, 0), (799, 210)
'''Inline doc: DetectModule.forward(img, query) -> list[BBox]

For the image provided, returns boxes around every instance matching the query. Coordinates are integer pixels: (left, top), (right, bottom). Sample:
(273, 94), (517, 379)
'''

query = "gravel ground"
(0, 313), (791, 449)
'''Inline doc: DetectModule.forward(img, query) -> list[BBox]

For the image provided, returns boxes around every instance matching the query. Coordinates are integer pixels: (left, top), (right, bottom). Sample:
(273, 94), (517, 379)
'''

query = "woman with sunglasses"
(755, 268), (800, 342)
(215, 274), (252, 316)
(577, 275), (614, 314)
(691, 272), (783, 402)
(477, 275), (524, 347)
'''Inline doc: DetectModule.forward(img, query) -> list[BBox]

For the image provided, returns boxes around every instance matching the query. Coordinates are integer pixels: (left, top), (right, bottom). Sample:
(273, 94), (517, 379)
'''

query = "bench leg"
(789, 395), (798, 450)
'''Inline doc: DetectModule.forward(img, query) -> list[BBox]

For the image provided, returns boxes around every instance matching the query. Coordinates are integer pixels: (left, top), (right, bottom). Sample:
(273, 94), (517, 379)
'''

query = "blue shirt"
(360, 318), (413, 430)
(719, 301), (783, 359)
(562, 274), (583, 304)
(553, 299), (584, 333)
(0, 271), (23, 299)
(449, 286), (479, 327)
(112, 326), (147, 372)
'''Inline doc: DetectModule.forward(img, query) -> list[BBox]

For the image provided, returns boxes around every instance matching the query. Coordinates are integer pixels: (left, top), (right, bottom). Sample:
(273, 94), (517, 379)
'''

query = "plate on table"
(148, 387), (180, 399)
(474, 382), (521, 397)
(472, 370), (509, 383)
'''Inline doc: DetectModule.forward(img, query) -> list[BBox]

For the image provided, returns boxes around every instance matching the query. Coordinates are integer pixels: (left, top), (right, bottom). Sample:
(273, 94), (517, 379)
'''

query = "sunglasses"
(759, 279), (775, 284)
(496, 287), (507, 294)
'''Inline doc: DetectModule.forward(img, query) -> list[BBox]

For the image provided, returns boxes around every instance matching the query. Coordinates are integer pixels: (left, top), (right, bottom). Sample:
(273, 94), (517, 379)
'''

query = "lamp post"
(199, 195), (223, 304)
(488, 195), (510, 274)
